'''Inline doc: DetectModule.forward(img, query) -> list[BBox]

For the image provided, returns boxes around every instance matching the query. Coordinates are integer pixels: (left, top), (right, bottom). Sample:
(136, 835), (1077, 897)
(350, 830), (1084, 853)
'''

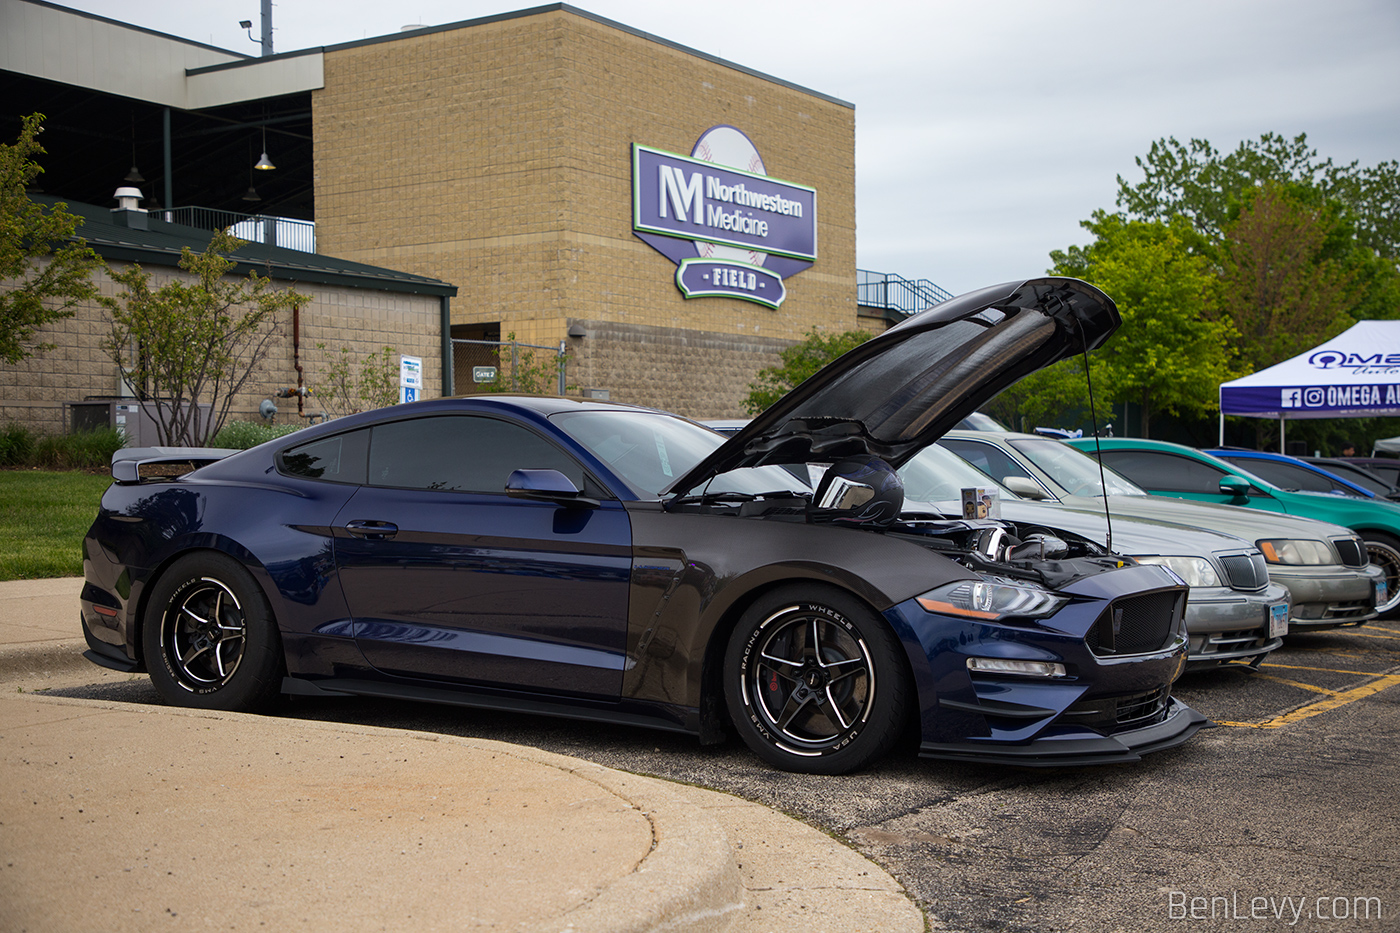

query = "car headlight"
(1135, 555), (1222, 588)
(917, 579), (1067, 620)
(1257, 539), (1335, 565)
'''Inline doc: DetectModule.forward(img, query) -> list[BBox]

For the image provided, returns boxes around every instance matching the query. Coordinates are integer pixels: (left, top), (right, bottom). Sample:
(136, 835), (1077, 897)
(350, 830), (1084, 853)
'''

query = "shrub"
(30, 428), (125, 470)
(211, 420), (302, 450)
(0, 423), (35, 465)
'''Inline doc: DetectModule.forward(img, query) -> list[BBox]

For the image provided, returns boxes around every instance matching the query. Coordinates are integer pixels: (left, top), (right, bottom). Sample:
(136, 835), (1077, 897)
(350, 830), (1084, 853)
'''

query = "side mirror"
(506, 469), (599, 508)
(1001, 476), (1050, 500)
(1219, 475), (1252, 499)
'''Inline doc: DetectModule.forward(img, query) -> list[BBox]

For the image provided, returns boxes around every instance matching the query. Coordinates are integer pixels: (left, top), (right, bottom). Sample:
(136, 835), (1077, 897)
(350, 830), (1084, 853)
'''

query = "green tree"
(743, 328), (873, 415)
(99, 229), (309, 445)
(315, 344), (400, 416)
(1115, 132), (1400, 258)
(1216, 183), (1360, 374)
(0, 113), (102, 363)
(1049, 213), (1234, 437)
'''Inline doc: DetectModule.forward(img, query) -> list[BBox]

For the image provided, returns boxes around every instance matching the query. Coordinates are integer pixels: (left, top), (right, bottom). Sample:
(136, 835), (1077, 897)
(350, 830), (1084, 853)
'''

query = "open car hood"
(666, 277), (1118, 496)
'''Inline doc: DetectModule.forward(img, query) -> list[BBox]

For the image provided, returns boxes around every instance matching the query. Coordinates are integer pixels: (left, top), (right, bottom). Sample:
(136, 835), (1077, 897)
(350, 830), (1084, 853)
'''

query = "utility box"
(67, 398), (213, 446)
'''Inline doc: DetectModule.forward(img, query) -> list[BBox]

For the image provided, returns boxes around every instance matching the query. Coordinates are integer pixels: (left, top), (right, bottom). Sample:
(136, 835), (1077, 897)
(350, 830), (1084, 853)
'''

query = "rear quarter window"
(278, 430), (369, 484)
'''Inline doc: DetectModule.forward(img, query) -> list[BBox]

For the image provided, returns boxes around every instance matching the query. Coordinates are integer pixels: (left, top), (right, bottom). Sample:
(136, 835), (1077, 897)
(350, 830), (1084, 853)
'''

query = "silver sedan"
(940, 431), (1382, 632)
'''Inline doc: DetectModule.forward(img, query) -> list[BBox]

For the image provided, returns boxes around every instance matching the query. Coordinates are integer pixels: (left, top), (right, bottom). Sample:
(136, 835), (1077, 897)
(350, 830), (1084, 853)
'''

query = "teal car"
(1067, 438), (1400, 616)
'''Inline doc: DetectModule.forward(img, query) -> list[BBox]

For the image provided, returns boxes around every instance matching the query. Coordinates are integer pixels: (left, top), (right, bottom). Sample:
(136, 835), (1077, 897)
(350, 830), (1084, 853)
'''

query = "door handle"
(344, 519), (399, 540)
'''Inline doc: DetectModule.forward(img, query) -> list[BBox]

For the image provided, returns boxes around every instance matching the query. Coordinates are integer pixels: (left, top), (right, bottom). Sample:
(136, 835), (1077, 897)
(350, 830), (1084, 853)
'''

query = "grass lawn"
(0, 470), (111, 580)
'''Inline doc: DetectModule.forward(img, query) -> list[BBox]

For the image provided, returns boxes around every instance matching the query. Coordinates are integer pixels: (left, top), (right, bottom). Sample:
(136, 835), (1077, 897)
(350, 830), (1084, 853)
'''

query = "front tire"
(1363, 533), (1400, 617)
(723, 585), (908, 774)
(143, 552), (284, 711)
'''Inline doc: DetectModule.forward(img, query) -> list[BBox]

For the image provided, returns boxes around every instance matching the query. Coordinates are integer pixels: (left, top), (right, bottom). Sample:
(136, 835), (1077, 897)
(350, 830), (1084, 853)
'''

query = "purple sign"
(633, 144), (816, 261)
(631, 127), (817, 308)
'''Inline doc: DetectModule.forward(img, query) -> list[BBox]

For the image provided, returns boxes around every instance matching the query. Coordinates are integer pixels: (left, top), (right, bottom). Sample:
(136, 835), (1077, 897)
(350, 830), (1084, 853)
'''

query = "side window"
(367, 416), (588, 493)
(1224, 458), (1349, 494)
(941, 440), (1036, 484)
(1098, 450), (1227, 494)
(278, 430), (369, 484)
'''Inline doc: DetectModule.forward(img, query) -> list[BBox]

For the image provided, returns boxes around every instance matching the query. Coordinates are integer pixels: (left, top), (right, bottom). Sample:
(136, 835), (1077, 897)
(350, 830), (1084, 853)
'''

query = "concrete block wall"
(313, 8), (857, 418)
(0, 259), (442, 439)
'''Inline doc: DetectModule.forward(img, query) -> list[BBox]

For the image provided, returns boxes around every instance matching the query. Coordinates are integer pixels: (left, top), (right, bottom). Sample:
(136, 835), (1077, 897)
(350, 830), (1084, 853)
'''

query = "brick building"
(1, 1), (915, 431)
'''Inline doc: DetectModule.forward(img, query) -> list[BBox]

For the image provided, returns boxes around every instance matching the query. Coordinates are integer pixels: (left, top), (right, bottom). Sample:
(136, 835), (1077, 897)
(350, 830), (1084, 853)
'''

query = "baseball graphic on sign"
(692, 126), (768, 267)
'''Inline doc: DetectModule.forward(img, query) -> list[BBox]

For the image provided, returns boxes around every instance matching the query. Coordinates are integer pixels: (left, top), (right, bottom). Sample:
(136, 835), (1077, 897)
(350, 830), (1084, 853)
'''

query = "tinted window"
(1363, 462), (1400, 485)
(1318, 462), (1389, 495)
(940, 439), (1040, 486)
(367, 416), (587, 493)
(1097, 450), (1233, 494)
(279, 430), (369, 484)
(1218, 457), (1349, 494)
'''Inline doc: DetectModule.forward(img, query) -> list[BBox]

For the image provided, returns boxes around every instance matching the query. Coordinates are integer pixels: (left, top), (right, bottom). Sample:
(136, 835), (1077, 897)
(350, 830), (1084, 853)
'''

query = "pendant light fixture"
(255, 124), (275, 171)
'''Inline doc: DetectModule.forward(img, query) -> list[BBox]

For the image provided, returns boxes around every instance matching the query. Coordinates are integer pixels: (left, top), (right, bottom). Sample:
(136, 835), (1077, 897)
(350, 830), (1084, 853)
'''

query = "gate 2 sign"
(632, 126), (816, 310)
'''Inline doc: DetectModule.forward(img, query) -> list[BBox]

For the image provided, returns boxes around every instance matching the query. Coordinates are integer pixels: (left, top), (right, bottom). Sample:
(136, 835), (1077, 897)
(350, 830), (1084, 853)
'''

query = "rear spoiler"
(110, 447), (240, 484)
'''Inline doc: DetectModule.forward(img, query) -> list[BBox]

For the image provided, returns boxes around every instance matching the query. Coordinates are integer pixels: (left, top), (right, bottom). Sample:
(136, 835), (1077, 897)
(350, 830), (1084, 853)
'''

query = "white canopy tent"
(1218, 321), (1400, 449)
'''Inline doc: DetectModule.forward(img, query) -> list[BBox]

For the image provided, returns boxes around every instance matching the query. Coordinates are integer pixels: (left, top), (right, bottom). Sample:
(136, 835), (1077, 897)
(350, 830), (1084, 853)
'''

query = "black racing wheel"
(724, 585), (909, 774)
(144, 552), (284, 711)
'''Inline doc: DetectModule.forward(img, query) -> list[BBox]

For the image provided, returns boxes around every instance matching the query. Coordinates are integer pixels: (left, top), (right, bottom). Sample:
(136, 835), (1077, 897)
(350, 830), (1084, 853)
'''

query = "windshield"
(1009, 437), (1145, 497)
(552, 410), (808, 498)
(955, 411), (1010, 432)
(898, 444), (1019, 504)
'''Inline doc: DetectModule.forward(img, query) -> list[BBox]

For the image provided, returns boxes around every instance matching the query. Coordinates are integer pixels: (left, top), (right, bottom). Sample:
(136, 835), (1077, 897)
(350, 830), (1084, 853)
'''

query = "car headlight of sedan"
(1134, 555), (1222, 588)
(1257, 539), (1335, 565)
(917, 579), (1067, 620)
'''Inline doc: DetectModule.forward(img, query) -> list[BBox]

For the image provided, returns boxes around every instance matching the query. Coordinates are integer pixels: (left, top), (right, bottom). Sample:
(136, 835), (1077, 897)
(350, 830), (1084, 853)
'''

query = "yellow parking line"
(1252, 674), (1340, 696)
(1342, 629), (1400, 641)
(1216, 674), (1400, 730)
(1261, 662), (1395, 676)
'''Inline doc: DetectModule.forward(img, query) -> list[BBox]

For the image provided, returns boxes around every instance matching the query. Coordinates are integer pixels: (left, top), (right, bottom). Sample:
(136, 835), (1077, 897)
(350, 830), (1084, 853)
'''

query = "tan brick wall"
(0, 259), (442, 439)
(313, 8), (857, 407)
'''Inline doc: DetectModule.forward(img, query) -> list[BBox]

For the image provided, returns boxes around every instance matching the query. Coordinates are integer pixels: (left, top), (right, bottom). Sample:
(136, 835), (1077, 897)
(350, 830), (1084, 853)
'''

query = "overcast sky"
(57, 0), (1400, 294)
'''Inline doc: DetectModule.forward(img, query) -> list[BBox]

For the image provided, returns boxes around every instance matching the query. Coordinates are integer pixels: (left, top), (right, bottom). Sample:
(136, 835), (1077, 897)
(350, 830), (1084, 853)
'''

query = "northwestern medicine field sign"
(632, 126), (816, 309)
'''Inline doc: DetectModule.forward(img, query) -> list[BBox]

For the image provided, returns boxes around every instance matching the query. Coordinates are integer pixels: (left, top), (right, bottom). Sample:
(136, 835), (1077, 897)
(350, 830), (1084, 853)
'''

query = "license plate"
(1376, 580), (1386, 608)
(1269, 602), (1289, 639)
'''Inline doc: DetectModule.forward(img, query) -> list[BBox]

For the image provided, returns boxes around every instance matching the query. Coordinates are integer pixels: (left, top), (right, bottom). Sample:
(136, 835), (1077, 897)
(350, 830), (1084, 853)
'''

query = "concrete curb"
(21, 692), (745, 933)
(0, 638), (90, 680)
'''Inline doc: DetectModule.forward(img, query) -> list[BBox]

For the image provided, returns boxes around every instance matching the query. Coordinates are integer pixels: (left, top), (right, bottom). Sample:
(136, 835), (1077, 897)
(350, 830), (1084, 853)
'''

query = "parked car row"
(1064, 438), (1400, 616)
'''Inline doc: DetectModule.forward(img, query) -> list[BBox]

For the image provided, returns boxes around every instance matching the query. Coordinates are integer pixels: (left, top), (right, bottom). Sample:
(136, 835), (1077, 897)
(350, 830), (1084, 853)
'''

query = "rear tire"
(143, 552), (284, 711)
(723, 585), (908, 774)
(1363, 533), (1400, 618)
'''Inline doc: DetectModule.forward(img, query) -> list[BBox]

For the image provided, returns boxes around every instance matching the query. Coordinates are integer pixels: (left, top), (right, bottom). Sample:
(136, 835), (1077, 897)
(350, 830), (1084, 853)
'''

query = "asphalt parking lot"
(40, 620), (1400, 932)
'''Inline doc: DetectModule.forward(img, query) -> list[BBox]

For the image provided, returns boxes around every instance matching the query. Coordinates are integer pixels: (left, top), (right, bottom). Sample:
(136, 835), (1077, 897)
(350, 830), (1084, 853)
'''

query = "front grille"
(1218, 552), (1268, 590)
(1061, 687), (1170, 731)
(1085, 590), (1182, 656)
(1333, 537), (1366, 568)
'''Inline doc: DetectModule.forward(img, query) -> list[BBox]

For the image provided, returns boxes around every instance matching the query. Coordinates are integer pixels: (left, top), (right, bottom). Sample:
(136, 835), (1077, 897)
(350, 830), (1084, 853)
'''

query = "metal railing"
(857, 269), (953, 315)
(156, 206), (317, 253)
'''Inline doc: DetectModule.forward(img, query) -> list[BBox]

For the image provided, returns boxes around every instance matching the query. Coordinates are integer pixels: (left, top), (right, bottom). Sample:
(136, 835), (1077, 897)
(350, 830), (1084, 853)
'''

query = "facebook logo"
(1281, 389), (1302, 408)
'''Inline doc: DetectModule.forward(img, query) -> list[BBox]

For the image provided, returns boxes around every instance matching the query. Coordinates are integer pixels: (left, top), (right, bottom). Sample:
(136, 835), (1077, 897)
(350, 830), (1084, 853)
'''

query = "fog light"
(967, 657), (1067, 678)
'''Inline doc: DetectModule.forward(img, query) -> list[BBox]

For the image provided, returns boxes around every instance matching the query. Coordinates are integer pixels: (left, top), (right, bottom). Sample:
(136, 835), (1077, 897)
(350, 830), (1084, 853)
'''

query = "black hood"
(666, 277), (1118, 495)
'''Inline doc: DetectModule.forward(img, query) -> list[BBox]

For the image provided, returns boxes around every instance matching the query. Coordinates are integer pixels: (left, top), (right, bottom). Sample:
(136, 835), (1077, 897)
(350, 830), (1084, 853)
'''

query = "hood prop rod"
(1078, 321), (1113, 554)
